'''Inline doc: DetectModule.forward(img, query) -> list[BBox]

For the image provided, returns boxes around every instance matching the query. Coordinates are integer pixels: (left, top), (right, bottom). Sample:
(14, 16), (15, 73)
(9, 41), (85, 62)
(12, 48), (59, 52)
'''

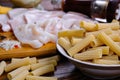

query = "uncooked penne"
(30, 57), (37, 64)
(0, 61), (6, 76)
(109, 33), (120, 42)
(88, 46), (109, 55)
(90, 39), (104, 47)
(102, 55), (119, 60)
(7, 65), (30, 80)
(112, 19), (119, 23)
(58, 37), (71, 50)
(11, 57), (37, 64)
(93, 59), (120, 65)
(30, 64), (54, 76)
(71, 37), (82, 46)
(12, 70), (29, 80)
(67, 35), (95, 57)
(58, 29), (85, 38)
(26, 75), (57, 80)
(73, 49), (102, 61)
(85, 28), (112, 37)
(112, 30), (120, 35)
(31, 60), (57, 70)
(80, 21), (97, 31)
(96, 22), (120, 30)
(5, 57), (30, 72)
(38, 55), (60, 62)
(97, 32), (120, 56)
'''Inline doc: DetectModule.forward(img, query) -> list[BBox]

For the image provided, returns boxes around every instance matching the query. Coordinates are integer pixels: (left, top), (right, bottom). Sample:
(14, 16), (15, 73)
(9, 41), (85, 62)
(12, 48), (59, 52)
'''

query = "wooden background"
(0, 0), (120, 80)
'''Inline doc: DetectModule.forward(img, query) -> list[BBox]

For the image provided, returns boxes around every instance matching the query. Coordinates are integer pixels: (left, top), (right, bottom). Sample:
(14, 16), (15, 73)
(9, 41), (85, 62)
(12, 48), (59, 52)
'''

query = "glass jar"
(51, 0), (91, 16)
(51, 0), (120, 22)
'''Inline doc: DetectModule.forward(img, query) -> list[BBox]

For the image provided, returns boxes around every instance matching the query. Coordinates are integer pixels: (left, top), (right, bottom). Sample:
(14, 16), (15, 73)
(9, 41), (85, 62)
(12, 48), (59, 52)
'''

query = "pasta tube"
(58, 37), (71, 50)
(112, 19), (119, 23)
(88, 46), (109, 55)
(80, 21), (97, 31)
(71, 37), (82, 46)
(5, 57), (30, 72)
(96, 22), (120, 30)
(109, 33), (120, 42)
(31, 60), (57, 70)
(58, 29), (85, 38)
(90, 39), (104, 47)
(102, 55), (119, 60)
(0, 61), (6, 76)
(85, 28), (112, 37)
(74, 49), (102, 60)
(12, 70), (29, 80)
(7, 65), (30, 80)
(97, 32), (120, 56)
(38, 55), (60, 62)
(26, 75), (57, 80)
(31, 64), (54, 76)
(67, 35), (95, 57)
(11, 57), (37, 64)
(29, 57), (37, 64)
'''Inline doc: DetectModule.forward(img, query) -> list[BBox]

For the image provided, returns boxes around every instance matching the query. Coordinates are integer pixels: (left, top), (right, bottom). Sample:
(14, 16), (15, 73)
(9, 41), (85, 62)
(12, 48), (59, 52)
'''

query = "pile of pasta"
(0, 55), (60, 80)
(58, 20), (120, 65)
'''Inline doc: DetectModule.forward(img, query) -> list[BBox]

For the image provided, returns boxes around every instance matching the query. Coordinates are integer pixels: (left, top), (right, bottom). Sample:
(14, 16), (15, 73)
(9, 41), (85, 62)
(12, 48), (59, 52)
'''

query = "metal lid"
(91, 0), (109, 22)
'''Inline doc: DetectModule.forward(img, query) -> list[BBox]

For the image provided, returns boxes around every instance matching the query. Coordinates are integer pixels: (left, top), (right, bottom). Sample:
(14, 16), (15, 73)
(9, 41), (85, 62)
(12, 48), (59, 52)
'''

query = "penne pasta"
(80, 21), (97, 31)
(112, 19), (119, 23)
(11, 57), (37, 64)
(88, 46), (109, 55)
(97, 32), (120, 56)
(5, 57), (30, 72)
(26, 75), (57, 80)
(96, 22), (120, 30)
(109, 33), (120, 42)
(102, 55), (119, 60)
(11, 58), (23, 63)
(30, 64), (54, 76)
(38, 55), (60, 62)
(90, 38), (104, 47)
(30, 57), (37, 64)
(12, 70), (29, 80)
(31, 60), (57, 70)
(58, 19), (120, 65)
(112, 30), (120, 35)
(73, 49), (102, 61)
(58, 29), (85, 38)
(58, 37), (71, 50)
(108, 50), (115, 56)
(85, 28), (112, 37)
(93, 59), (120, 65)
(71, 37), (82, 46)
(7, 65), (30, 80)
(67, 35), (95, 57)
(0, 61), (6, 76)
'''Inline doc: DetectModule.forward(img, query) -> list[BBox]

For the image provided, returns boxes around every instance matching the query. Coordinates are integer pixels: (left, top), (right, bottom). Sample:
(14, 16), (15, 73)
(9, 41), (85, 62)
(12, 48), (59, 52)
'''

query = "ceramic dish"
(57, 44), (120, 79)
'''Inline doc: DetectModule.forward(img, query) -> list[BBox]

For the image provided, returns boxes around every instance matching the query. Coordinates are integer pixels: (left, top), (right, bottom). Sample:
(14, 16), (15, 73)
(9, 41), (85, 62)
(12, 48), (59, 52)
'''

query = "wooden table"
(0, 1), (120, 80)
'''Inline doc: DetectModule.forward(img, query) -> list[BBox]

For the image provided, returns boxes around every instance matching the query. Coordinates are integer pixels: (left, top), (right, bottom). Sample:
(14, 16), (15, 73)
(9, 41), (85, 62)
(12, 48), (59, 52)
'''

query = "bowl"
(57, 44), (120, 79)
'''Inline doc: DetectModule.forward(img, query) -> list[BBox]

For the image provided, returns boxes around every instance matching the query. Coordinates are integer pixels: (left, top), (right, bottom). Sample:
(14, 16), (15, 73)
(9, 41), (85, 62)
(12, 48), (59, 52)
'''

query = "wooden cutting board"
(0, 32), (56, 60)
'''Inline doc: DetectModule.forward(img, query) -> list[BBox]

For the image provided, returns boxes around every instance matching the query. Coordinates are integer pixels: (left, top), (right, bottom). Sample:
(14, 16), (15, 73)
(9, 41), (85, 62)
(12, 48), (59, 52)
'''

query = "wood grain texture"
(0, 43), (56, 60)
